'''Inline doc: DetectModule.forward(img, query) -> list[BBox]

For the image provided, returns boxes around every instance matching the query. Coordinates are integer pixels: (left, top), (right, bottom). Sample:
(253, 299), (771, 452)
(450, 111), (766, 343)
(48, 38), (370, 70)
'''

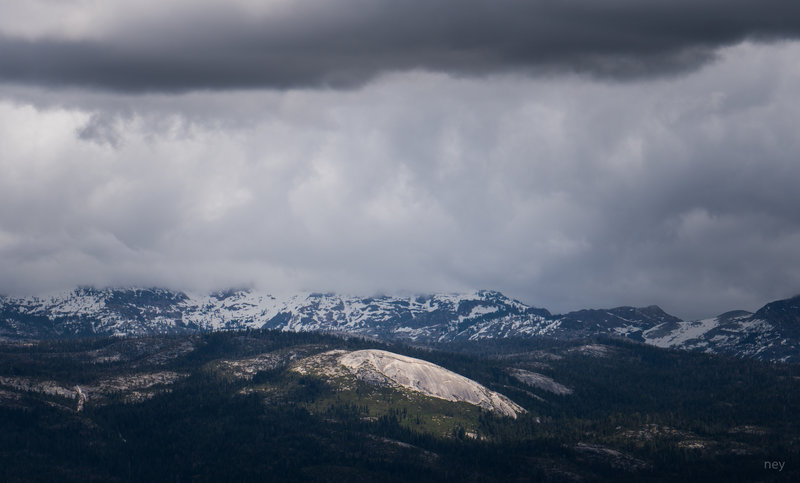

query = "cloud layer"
(2, 0), (800, 91)
(2, 38), (800, 319)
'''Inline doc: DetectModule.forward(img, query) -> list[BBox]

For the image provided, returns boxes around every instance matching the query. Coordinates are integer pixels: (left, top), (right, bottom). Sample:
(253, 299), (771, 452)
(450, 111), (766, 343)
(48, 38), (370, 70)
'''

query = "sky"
(1, 0), (800, 319)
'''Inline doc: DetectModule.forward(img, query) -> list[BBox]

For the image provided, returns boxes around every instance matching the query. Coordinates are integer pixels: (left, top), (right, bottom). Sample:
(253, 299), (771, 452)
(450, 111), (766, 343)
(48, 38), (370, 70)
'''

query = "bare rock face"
(0, 371), (186, 408)
(217, 345), (323, 380)
(508, 368), (573, 396)
(338, 349), (524, 418)
(574, 443), (652, 472)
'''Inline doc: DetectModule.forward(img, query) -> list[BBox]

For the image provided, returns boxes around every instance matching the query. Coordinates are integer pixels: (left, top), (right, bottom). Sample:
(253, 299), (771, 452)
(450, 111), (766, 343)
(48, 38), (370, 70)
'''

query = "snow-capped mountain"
(0, 288), (551, 342)
(643, 296), (800, 363)
(1, 288), (798, 363)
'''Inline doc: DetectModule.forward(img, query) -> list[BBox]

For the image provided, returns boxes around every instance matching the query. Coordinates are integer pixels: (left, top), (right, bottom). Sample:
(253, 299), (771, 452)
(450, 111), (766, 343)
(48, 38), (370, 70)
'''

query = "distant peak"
(717, 310), (753, 319)
(636, 305), (674, 316)
(754, 294), (800, 319)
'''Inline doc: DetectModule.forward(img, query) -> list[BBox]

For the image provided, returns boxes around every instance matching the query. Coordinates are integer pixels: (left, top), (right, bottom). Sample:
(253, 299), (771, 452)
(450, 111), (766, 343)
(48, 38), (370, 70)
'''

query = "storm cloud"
(2, 0), (800, 91)
(1, 2), (800, 320)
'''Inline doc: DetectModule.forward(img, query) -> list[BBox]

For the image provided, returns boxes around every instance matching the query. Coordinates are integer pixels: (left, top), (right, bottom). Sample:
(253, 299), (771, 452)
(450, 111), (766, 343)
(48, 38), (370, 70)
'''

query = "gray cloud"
(2, 0), (800, 91)
(1, 40), (800, 319)
(76, 112), (123, 147)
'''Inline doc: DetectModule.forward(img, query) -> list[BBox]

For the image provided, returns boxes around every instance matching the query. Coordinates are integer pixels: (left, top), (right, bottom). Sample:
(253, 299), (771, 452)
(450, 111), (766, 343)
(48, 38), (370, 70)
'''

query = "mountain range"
(1, 287), (798, 363)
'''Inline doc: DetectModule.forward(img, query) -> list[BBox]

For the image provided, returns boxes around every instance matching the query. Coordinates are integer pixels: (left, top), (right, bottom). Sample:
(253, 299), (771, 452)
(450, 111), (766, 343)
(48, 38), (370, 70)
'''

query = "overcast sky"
(2, 0), (800, 319)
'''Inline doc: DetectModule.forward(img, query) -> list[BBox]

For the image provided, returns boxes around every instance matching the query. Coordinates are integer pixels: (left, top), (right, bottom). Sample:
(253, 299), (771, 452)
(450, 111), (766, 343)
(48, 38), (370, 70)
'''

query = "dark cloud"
(2, 0), (800, 91)
(1, 1), (799, 319)
(1, 40), (800, 319)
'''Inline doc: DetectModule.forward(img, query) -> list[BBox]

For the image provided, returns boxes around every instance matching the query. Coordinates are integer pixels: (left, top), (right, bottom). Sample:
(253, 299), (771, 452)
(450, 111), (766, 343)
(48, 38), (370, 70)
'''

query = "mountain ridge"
(1, 287), (798, 362)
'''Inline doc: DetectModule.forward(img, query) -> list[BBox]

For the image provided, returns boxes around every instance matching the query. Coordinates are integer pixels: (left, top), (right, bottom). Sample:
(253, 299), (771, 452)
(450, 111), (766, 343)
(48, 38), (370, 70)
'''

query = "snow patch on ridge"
(644, 317), (718, 348)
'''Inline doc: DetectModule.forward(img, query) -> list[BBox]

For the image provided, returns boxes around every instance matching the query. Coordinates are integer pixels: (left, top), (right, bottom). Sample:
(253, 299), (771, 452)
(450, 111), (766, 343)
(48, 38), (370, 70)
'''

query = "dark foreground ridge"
(1, 330), (799, 481)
